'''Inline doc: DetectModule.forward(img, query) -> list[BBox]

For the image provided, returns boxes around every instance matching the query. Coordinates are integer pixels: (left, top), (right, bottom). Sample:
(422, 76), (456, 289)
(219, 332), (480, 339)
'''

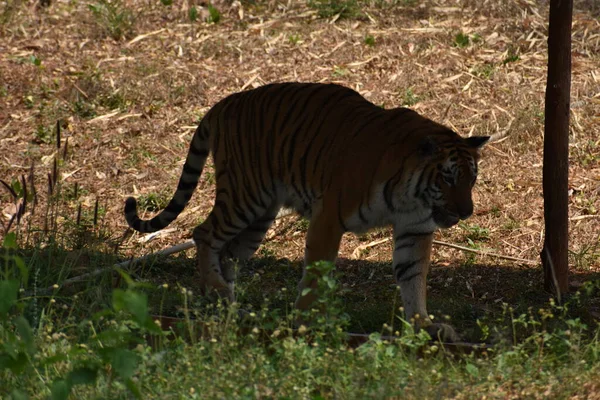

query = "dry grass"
(1, 0), (599, 329)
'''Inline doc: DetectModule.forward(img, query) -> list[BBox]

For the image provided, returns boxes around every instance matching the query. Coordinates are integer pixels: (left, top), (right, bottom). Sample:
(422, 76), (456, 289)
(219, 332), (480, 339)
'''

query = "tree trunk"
(541, 0), (573, 298)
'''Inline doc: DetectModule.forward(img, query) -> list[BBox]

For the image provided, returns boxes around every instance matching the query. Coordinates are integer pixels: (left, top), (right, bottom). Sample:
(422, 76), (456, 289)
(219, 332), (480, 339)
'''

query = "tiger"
(124, 82), (489, 342)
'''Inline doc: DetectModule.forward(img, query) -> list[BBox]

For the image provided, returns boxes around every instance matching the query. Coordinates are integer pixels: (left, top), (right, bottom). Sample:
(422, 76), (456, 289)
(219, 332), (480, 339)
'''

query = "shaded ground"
(1, 0), (599, 339)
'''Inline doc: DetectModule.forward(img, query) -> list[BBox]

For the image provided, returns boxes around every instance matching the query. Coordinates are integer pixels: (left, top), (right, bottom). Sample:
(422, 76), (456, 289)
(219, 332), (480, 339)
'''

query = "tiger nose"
(458, 203), (473, 220)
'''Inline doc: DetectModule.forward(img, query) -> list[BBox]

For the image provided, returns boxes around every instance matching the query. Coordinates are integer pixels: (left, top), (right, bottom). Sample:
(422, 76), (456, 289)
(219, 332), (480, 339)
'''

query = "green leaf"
(40, 353), (69, 367)
(124, 377), (143, 399)
(50, 379), (71, 400)
(188, 6), (198, 22)
(68, 366), (98, 386)
(3, 232), (17, 249)
(14, 316), (35, 355)
(301, 288), (312, 297)
(14, 256), (28, 286)
(114, 267), (136, 288)
(207, 4), (220, 23)
(0, 280), (19, 316)
(9, 389), (29, 400)
(112, 289), (148, 325)
(6, 352), (28, 374)
(111, 348), (139, 379)
(10, 179), (22, 198)
(465, 363), (479, 377)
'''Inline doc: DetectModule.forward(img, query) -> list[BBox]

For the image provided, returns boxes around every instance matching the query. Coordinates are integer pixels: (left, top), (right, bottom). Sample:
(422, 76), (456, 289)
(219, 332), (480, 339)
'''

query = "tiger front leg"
(294, 212), (344, 315)
(393, 230), (460, 343)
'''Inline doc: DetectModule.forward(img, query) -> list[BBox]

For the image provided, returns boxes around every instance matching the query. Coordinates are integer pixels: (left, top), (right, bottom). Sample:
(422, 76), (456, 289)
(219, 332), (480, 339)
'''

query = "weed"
(570, 240), (600, 270)
(454, 32), (470, 48)
(207, 4), (221, 24)
(401, 87), (419, 106)
(288, 34), (301, 45)
(332, 66), (349, 77)
(34, 124), (54, 144)
(460, 222), (490, 242)
(503, 46), (520, 65)
(309, 0), (362, 19)
(88, 0), (135, 41)
(23, 95), (35, 109)
(136, 192), (169, 213)
(28, 54), (42, 66)
(294, 217), (310, 232)
(364, 34), (375, 46)
(502, 217), (520, 231)
(73, 100), (97, 119)
(490, 205), (501, 218)
(472, 63), (495, 79)
(188, 6), (198, 22)
(99, 91), (128, 110)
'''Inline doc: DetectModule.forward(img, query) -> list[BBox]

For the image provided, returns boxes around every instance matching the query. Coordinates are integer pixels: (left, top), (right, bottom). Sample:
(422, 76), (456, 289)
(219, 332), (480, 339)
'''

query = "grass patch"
(88, 0), (135, 40)
(2, 236), (600, 398)
(309, 0), (362, 19)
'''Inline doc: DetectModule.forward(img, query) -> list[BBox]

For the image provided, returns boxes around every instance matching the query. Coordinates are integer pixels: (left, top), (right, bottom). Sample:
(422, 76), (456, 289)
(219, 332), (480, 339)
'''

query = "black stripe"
(338, 193), (348, 232)
(398, 271), (421, 283)
(149, 218), (165, 232)
(357, 203), (368, 224)
(394, 259), (421, 280)
(183, 161), (202, 176)
(350, 107), (387, 138)
(394, 242), (414, 252)
(278, 85), (335, 184)
(394, 231), (433, 242)
(194, 236), (212, 247)
(310, 95), (370, 179)
(177, 179), (197, 192)
(164, 200), (185, 215)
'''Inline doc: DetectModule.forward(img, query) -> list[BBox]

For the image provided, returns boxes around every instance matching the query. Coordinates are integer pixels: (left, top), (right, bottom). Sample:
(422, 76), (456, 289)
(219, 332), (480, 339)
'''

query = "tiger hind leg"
(219, 203), (281, 293)
(192, 198), (268, 302)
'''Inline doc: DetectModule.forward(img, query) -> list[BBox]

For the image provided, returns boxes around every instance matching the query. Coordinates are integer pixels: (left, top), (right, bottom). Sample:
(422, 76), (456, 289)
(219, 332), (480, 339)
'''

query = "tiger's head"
(417, 133), (489, 229)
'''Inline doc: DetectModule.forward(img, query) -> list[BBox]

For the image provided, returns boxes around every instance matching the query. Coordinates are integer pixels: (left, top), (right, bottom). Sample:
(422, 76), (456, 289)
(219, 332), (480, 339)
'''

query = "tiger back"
(124, 82), (489, 342)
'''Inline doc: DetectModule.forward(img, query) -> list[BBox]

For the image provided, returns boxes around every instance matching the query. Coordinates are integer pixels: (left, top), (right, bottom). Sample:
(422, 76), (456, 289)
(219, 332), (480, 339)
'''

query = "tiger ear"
(418, 136), (438, 157)
(465, 136), (490, 149)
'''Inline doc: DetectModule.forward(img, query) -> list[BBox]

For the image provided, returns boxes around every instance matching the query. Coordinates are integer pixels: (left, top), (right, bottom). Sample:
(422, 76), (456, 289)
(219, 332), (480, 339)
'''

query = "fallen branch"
(351, 237), (537, 265)
(25, 240), (196, 297)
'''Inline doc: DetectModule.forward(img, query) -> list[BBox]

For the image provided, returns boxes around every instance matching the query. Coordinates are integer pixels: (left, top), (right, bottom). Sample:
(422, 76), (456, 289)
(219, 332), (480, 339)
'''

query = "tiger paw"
(424, 323), (461, 343)
(199, 276), (235, 304)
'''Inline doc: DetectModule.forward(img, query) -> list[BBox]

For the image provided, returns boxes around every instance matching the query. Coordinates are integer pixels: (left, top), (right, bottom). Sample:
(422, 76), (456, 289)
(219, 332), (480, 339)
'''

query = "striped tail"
(124, 123), (210, 233)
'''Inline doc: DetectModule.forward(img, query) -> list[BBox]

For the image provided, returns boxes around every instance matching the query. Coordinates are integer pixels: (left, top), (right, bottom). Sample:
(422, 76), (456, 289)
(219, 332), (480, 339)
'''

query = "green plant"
(460, 222), (490, 242)
(503, 46), (520, 65)
(207, 4), (221, 23)
(364, 34), (375, 46)
(332, 66), (349, 77)
(454, 32), (470, 47)
(472, 63), (495, 79)
(188, 5), (198, 22)
(401, 87), (419, 106)
(34, 124), (54, 144)
(288, 34), (301, 45)
(309, 0), (361, 19)
(73, 99), (97, 119)
(88, 0), (135, 41)
(136, 192), (169, 212)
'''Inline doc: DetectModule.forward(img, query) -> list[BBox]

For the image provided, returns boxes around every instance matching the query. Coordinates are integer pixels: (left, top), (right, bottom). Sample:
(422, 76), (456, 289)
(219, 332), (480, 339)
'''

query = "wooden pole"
(541, 0), (573, 298)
